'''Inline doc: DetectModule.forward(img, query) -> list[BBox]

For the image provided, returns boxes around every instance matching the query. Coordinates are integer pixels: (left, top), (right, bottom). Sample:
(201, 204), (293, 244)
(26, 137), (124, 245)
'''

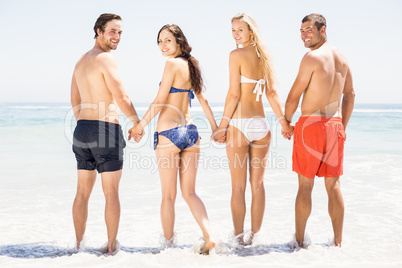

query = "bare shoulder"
(230, 47), (247, 58)
(302, 50), (322, 62)
(300, 51), (321, 70)
(229, 48), (244, 64)
(74, 52), (89, 68)
(96, 51), (116, 65)
(76, 52), (86, 63)
(165, 57), (182, 70)
(91, 52), (116, 74)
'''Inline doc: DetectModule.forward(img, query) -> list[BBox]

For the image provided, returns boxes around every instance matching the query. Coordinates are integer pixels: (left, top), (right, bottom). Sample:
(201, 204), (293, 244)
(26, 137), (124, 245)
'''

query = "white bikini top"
(240, 75), (265, 101)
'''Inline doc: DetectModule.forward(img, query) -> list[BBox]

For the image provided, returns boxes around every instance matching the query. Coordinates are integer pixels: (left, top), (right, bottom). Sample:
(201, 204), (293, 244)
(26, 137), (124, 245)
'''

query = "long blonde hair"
(231, 13), (276, 90)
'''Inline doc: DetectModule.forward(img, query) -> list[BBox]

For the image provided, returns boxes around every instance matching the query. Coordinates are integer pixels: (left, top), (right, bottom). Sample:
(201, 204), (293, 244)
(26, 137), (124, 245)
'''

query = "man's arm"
(285, 53), (316, 122)
(70, 72), (81, 121)
(100, 53), (140, 124)
(341, 67), (355, 130)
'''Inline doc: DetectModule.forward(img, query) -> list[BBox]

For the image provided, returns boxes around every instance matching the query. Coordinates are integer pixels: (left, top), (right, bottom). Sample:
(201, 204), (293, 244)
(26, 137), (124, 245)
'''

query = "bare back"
(231, 45), (265, 119)
(301, 43), (349, 117)
(73, 48), (119, 123)
(157, 58), (193, 131)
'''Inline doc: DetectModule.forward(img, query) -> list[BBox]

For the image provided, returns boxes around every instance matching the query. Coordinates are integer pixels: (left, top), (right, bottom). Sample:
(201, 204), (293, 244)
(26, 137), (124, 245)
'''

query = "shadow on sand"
(229, 243), (298, 257)
(0, 242), (196, 259)
(0, 243), (75, 258)
(0, 241), (300, 258)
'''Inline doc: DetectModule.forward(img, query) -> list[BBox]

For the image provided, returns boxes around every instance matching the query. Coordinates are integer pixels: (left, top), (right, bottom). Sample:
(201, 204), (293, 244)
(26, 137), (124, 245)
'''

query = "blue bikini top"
(158, 53), (195, 107)
(159, 81), (194, 107)
(169, 86), (194, 107)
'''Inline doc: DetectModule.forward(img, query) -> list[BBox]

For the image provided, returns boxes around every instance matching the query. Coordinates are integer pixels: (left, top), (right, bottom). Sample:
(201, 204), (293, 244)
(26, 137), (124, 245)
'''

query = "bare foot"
(234, 232), (255, 246)
(160, 234), (176, 249)
(334, 240), (342, 247)
(243, 231), (255, 246)
(288, 233), (311, 249)
(108, 244), (115, 255)
(76, 238), (84, 251)
(200, 241), (215, 255)
(233, 233), (246, 246)
(108, 240), (120, 255)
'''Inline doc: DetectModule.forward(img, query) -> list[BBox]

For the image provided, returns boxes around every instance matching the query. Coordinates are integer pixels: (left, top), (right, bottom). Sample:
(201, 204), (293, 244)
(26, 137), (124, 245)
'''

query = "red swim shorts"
(292, 116), (346, 179)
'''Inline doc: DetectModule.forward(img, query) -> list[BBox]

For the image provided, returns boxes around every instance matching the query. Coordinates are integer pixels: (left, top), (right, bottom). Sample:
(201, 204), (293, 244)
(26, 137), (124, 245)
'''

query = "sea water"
(0, 103), (401, 267)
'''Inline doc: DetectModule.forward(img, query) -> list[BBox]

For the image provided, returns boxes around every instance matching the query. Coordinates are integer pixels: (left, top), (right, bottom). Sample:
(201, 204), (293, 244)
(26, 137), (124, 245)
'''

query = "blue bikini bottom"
(154, 125), (199, 151)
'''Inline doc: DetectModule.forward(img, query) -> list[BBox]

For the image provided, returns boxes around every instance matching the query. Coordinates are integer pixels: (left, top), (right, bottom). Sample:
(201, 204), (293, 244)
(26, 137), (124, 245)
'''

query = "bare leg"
(179, 144), (215, 254)
(72, 170), (97, 249)
(101, 170), (122, 254)
(226, 125), (249, 239)
(295, 174), (314, 247)
(325, 177), (344, 247)
(248, 132), (270, 237)
(155, 136), (180, 241)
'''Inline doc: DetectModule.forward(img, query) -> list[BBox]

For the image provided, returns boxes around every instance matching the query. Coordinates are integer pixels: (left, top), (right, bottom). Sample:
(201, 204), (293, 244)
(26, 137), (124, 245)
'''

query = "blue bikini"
(154, 85), (199, 151)
(154, 124), (199, 150)
(169, 86), (194, 107)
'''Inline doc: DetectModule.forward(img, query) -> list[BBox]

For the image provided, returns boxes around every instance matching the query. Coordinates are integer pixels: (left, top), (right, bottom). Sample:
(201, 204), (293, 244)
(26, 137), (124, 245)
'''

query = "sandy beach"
(0, 103), (401, 267)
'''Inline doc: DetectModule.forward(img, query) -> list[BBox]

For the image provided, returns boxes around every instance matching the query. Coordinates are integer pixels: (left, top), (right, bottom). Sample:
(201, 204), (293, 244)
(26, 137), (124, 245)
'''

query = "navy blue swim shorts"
(72, 120), (126, 173)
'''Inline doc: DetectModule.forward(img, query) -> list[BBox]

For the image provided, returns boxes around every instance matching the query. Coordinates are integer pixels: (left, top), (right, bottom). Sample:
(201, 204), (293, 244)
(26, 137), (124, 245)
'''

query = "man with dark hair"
(283, 13), (355, 247)
(70, 13), (140, 254)
(301, 13), (326, 31)
(93, 13), (122, 39)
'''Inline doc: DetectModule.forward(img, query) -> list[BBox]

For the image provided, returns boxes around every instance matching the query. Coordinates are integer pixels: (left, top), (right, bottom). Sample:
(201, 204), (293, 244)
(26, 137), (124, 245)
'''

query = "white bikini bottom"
(229, 117), (270, 142)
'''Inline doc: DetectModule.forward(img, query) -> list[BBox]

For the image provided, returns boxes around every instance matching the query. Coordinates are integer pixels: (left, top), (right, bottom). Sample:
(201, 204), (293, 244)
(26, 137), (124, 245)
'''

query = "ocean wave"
(8, 106), (71, 110)
(353, 109), (402, 113)
(189, 107), (275, 112)
(4, 105), (402, 113)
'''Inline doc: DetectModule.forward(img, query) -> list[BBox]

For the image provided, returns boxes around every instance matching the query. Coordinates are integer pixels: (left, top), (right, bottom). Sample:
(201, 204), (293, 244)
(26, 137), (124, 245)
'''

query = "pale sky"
(1, 0), (401, 104)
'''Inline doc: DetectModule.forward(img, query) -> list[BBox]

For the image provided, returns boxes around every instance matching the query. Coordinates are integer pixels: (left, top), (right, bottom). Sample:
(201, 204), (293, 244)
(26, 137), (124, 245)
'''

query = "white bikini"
(228, 75), (270, 142)
(240, 75), (265, 101)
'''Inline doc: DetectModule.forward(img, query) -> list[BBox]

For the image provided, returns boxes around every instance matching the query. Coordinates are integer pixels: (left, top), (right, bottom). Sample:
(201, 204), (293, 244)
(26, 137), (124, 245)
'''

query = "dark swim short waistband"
(297, 116), (342, 124)
(77, 120), (122, 128)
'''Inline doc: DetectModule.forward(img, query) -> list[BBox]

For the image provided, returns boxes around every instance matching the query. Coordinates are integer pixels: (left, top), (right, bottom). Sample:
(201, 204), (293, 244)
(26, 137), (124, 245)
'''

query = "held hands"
(278, 115), (294, 140)
(211, 127), (227, 144)
(281, 123), (294, 140)
(128, 123), (145, 143)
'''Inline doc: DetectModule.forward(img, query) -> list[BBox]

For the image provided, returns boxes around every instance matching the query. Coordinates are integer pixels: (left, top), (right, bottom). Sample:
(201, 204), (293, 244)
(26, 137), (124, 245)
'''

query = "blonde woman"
(213, 13), (293, 245)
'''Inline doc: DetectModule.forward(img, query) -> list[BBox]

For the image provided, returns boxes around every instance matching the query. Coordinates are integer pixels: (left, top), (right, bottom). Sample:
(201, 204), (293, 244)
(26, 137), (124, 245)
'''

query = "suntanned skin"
(130, 29), (217, 254)
(284, 19), (355, 247)
(71, 18), (140, 254)
(212, 19), (292, 245)
(71, 20), (139, 125)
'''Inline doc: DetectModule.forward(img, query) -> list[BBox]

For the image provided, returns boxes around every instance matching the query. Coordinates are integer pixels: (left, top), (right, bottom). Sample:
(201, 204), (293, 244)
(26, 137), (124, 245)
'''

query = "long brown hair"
(231, 13), (276, 90)
(157, 24), (203, 95)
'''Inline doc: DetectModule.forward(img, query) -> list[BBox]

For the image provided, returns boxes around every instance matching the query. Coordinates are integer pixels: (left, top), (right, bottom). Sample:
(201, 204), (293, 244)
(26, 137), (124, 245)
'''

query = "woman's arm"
(265, 85), (293, 138)
(196, 91), (218, 135)
(129, 59), (176, 141)
(212, 51), (241, 141)
(220, 50), (242, 127)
